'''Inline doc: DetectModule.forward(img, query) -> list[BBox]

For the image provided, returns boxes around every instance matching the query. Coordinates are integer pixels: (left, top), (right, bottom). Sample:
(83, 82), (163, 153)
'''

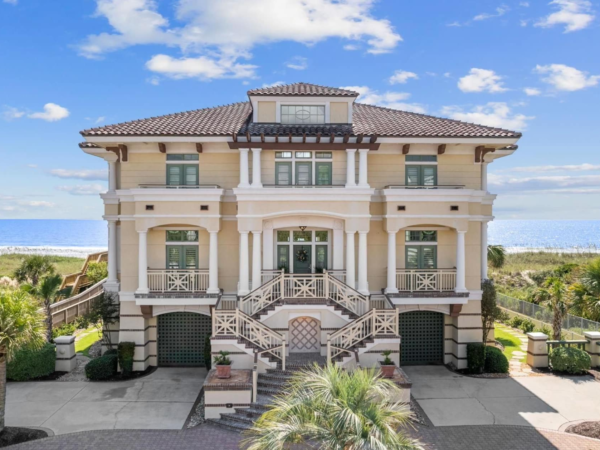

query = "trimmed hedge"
(85, 353), (118, 380)
(467, 343), (485, 374)
(118, 342), (135, 377)
(7, 343), (56, 381)
(519, 318), (535, 334)
(509, 316), (523, 329)
(485, 347), (509, 373)
(549, 347), (591, 374)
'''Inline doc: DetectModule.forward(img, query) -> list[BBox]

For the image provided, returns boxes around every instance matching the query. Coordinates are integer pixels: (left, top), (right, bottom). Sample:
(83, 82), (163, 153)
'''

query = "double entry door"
(405, 245), (436, 269)
(166, 245), (198, 269)
(277, 245), (328, 274)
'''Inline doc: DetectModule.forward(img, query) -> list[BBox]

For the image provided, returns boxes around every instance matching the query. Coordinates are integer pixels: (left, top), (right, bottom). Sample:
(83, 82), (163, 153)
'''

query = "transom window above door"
(281, 105), (325, 124)
(275, 151), (333, 186)
(166, 230), (199, 242)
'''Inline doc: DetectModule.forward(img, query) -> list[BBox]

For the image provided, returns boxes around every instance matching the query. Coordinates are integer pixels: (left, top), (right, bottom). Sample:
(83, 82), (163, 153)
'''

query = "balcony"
(138, 184), (221, 189)
(135, 269), (219, 300)
(384, 185), (465, 190)
(387, 269), (468, 302)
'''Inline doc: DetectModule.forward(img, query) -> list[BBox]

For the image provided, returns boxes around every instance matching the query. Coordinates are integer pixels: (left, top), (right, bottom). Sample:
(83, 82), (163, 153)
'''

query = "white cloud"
(28, 103), (70, 122)
(523, 87), (541, 96)
(57, 184), (106, 196)
(389, 70), (418, 85)
(49, 169), (108, 180)
(535, 0), (595, 33)
(17, 200), (56, 208)
(262, 81), (285, 88)
(3, 0), (18, 4)
(341, 86), (427, 114)
(95, 116), (105, 124)
(458, 68), (507, 93)
(446, 21), (463, 27)
(535, 64), (599, 91)
(146, 76), (160, 85)
(443, 72), (451, 78)
(520, 19), (529, 26)
(286, 56), (307, 70)
(343, 44), (359, 51)
(78, 0), (401, 80)
(474, 5), (509, 21)
(1, 106), (25, 121)
(441, 102), (533, 130)
(503, 163), (600, 173)
(489, 173), (600, 194)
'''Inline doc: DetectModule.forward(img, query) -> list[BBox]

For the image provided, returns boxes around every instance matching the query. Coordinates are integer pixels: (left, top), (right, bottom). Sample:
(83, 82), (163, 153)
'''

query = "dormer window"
(281, 105), (325, 124)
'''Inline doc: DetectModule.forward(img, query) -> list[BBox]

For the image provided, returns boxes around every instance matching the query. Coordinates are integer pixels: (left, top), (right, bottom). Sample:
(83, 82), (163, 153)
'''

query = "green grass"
(491, 251), (598, 277)
(0, 254), (84, 278)
(494, 325), (526, 363)
(75, 329), (102, 358)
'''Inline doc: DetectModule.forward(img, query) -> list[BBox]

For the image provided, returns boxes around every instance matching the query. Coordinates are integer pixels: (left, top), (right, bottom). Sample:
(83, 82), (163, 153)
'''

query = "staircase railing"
(327, 309), (398, 362)
(325, 272), (369, 316)
(213, 309), (286, 368)
(239, 270), (285, 316)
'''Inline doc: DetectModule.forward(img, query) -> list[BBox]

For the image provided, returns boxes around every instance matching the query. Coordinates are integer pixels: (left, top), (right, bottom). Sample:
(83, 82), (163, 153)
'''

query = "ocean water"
(0, 219), (599, 257)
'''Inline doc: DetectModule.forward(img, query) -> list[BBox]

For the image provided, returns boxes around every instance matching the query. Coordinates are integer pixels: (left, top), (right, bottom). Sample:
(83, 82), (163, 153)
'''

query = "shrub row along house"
(79, 82), (521, 374)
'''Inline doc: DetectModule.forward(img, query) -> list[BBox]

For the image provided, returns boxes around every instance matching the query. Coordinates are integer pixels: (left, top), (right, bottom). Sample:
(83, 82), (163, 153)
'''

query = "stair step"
(258, 373), (294, 383)
(220, 412), (256, 425)
(257, 379), (288, 389)
(206, 418), (251, 432)
(257, 386), (281, 396)
(234, 406), (268, 417)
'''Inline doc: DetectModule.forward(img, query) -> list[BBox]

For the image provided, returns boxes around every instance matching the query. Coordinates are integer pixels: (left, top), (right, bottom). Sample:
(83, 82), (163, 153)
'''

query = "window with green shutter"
(275, 162), (292, 185)
(167, 164), (199, 186)
(406, 246), (437, 269)
(295, 162), (312, 185)
(166, 245), (198, 269)
(405, 165), (437, 187)
(315, 162), (332, 185)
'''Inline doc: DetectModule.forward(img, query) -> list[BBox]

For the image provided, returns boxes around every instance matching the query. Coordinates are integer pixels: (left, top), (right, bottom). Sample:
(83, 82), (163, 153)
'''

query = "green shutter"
(184, 165), (199, 185)
(295, 162), (312, 185)
(167, 246), (182, 269)
(315, 162), (332, 185)
(184, 247), (198, 269)
(167, 245), (198, 269)
(405, 246), (437, 269)
(406, 166), (420, 186)
(406, 247), (419, 269)
(275, 162), (292, 185)
(167, 165), (182, 186)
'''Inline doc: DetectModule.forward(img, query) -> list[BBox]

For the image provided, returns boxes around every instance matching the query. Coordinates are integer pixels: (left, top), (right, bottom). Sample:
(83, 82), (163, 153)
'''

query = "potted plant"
(214, 350), (232, 379)
(379, 350), (396, 378)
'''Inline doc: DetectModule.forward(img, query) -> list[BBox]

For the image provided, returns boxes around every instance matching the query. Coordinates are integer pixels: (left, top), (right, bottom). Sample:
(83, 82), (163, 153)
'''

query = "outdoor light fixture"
(299, 226), (307, 231)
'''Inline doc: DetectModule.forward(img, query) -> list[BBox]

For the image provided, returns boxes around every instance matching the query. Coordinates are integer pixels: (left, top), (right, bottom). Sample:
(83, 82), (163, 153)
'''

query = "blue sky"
(0, 0), (599, 220)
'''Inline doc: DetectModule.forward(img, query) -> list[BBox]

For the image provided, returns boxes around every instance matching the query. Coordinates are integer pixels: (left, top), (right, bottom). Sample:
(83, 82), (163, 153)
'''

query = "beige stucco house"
(79, 82), (520, 377)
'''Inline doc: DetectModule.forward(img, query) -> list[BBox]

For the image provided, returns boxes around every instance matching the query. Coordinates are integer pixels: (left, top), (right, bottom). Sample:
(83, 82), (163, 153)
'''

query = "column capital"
(358, 230), (369, 235)
(250, 147), (262, 152)
(358, 148), (370, 154)
(345, 230), (356, 235)
(345, 148), (357, 153)
(239, 230), (250, 235)
(251, 230), (262, 235)
(457, 230), (467, 235)
(239, 148), (250, 153)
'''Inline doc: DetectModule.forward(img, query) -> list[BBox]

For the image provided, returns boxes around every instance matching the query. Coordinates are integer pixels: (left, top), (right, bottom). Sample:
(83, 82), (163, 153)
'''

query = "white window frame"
(273, 229), (332, 273)
(274, 151), (333, 186)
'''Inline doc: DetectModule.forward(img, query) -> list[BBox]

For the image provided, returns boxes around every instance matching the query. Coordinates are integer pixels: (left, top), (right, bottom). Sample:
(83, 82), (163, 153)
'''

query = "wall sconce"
(299, 226), (307, 232)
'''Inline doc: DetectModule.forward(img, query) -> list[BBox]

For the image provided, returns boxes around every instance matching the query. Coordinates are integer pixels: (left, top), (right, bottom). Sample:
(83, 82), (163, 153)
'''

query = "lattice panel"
(158, 312), (212, 367)
(290, 317), (320, 353)
(398, 311), (444, 365)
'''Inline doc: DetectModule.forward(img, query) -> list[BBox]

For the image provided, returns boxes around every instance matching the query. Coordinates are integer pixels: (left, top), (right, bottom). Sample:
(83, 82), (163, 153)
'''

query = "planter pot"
(216, 364), (232, 379)
(380, 363), (396, 379)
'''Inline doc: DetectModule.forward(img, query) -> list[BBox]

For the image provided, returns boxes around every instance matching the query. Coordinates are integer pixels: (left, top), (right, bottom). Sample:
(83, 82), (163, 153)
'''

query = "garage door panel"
(157, 312), (211, 367)
(399, 311), (444, 366)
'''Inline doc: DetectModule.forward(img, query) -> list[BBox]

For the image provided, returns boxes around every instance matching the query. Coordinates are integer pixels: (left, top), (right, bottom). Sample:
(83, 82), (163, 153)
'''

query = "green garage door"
(398, 311), (444, 365)
(157, 312), (211, 367)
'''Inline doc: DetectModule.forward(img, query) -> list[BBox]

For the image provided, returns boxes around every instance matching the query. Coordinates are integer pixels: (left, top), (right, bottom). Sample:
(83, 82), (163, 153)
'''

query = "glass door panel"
(295, 162), (312, 186)
(315, 162), (332, 185)
(277, 245), (290, 272)
(315, 245), (328, 273)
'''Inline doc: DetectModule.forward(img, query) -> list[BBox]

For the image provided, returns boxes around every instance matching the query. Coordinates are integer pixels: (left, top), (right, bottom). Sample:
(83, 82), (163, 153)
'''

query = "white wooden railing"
(327, 309), (399, 362)
(396, 269), (456, 292)
(213, 309), (286, 369)
(147, 269), (209, 292)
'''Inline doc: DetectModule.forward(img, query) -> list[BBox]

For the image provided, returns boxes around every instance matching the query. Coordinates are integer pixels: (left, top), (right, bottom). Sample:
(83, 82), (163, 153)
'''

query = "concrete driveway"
(6, 368), (206, 435)
(405, 366), (600, 430)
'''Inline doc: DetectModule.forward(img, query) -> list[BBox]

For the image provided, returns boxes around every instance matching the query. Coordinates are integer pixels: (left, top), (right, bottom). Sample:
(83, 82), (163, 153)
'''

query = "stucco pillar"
(136, 231), (148, 294)
(263, 227), (274, 270)
(108, 161), (117, 192)
(54, 336), (77, 372)
(482, 162), (489, 192)
(345, 149), (357, 187)
(358, 149), (369, 188)
(207, 231), (219, 294)
(584, 331), (600, 368)
(345, 231), (356, 288)
(105, 220), (119, 291)
(251, 148), (262, 188)
(386, 231), (398, 294)
(526, 332), (549, 368)
(357, 231), (368, 294)
(333, 228), (344, 270)
(239, 148), (250, 188)
(239, 231), (250, 295)
(455, 230), (467, 293)
(481, 221), (488, 281)
(252, 231), (262, 290)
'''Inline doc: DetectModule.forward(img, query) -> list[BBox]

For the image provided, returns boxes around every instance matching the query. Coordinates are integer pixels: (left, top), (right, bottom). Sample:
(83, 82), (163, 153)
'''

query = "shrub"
(7, 343), (56, 381)
(535, 324), (552, 336)
(85, 353), (118, 380)
(549, 347), (591, 374)
(52, 322), (77, 340)
(520, 318), (535, 334)
(467, 343), (485, 374)
(86, 261), (108, 285)
(509, 316), (523, 329)
(484, 347), (509, 373)
(104, 348), (118, 356)
(118, 342), (135, 377)
(497, 310), (510, 324)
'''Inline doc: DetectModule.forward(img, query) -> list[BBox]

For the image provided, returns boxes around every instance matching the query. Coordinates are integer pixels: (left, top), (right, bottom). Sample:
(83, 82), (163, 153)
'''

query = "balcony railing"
(138, 184), (221, 189)
(148, 269), (209, 292)
(396, 269), (457, 292)
(384, 185), (465, 189)
(262, 184), (346, 189)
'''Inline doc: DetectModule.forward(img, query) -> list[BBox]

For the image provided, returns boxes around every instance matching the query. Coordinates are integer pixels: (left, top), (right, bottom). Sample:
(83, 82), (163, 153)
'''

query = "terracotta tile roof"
(81, 102), (252, 137)
(242, 123), (353, 137)
(78, 142), (101, 148)
(247, 82), (358, 97)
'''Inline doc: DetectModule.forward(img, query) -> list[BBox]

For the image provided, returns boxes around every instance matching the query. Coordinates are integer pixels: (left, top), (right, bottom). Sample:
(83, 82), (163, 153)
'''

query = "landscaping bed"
(0, 427), (48, 448)
(566, 421), (600, 440)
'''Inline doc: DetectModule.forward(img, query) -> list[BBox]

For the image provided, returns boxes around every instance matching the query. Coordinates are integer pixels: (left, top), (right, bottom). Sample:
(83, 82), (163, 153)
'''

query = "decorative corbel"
(402, 144), (410, 155)
(140, 305), (153, 319)
(245, 131), (251, 143)
(356, 134), (364, 144)
(260, 133), (265, 143)
(450, 304), (463, 317)
(195, 143), (203, 153)
(158, 143), (166, 153)
(315, 132), (321, 144)
(106, 147), (120, 161)
(437, 144), (446, 155)
(475, 146), (495, 163)
(118, 144), (128, 162)
(369, 134), (378, 144)
(343, 134), (349, 144)
(330, 133), (335, 143)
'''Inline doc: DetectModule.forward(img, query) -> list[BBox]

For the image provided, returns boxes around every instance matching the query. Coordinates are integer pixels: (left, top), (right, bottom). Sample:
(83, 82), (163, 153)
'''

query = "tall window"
(405, 229), (437, 270)
(275, 151), (333, 186)
(281, 105), (325, 124)
(405, 155), (437, 187)
(166, 230), (199, 269)
(166, 154), (199, 186)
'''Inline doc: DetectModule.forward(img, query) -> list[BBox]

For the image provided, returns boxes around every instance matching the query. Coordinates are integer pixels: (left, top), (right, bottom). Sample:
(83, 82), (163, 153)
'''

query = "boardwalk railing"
(50, 278), (106, 327)
(396, 269), (456, 292)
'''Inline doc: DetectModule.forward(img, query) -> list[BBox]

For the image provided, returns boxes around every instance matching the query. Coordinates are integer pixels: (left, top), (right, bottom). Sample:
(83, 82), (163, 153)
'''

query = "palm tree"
(534, 277), (570, 340)
(13, 255), (56, 287)
(487, 245), (506, 269)
(0, 289), (47, 433)
(570, 258), (600, 322)
(30, 274), (63, 342)
(243, 364), (422, 450)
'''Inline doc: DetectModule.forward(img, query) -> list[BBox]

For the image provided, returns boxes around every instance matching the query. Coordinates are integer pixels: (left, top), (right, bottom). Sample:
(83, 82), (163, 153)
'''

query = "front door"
(405, 246), (437, 269)
(290, 317), (321, 353)
(293, 245), (312, 273)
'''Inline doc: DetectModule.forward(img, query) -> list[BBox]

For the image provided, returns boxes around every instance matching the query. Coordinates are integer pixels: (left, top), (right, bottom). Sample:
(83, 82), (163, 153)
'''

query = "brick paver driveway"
(8, 424), (600, 450)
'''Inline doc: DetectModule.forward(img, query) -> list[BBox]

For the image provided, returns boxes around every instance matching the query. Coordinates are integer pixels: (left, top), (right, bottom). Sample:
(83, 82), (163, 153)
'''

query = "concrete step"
(257, 386), (281, 396)
(219, 412), (256, 426)
(234, 406), (268, 418)
(206, 417), (251, 432)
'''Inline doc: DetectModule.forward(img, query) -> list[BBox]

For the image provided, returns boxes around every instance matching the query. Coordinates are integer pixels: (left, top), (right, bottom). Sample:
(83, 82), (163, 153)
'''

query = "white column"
(207, 231), (219, 294)
(239, 231), (250, 295)
(136, 231), (148, 294)
(482, 162), (489, 192)
(108, 161), (117, 192)
(333, 228), (344, 270)
(239, 148), (250, 188)
(107, 220), (118, 284)
(345, 149), (357, 187)
(456, 230), (467, 293)
(263, 228), (274, 270)
(357, 231), (369, 294)
(345, 231), (356, 288)
(481, 221), (488, 280)
(251, 148), (262, 188)
(358, 149), (369, 188)
(252, 231), (262, 290)
(386, 231), (398, 294)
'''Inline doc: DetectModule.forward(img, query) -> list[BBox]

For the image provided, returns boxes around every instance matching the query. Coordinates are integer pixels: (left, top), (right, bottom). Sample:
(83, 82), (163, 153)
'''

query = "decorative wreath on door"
(296, 247), (308, 262)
